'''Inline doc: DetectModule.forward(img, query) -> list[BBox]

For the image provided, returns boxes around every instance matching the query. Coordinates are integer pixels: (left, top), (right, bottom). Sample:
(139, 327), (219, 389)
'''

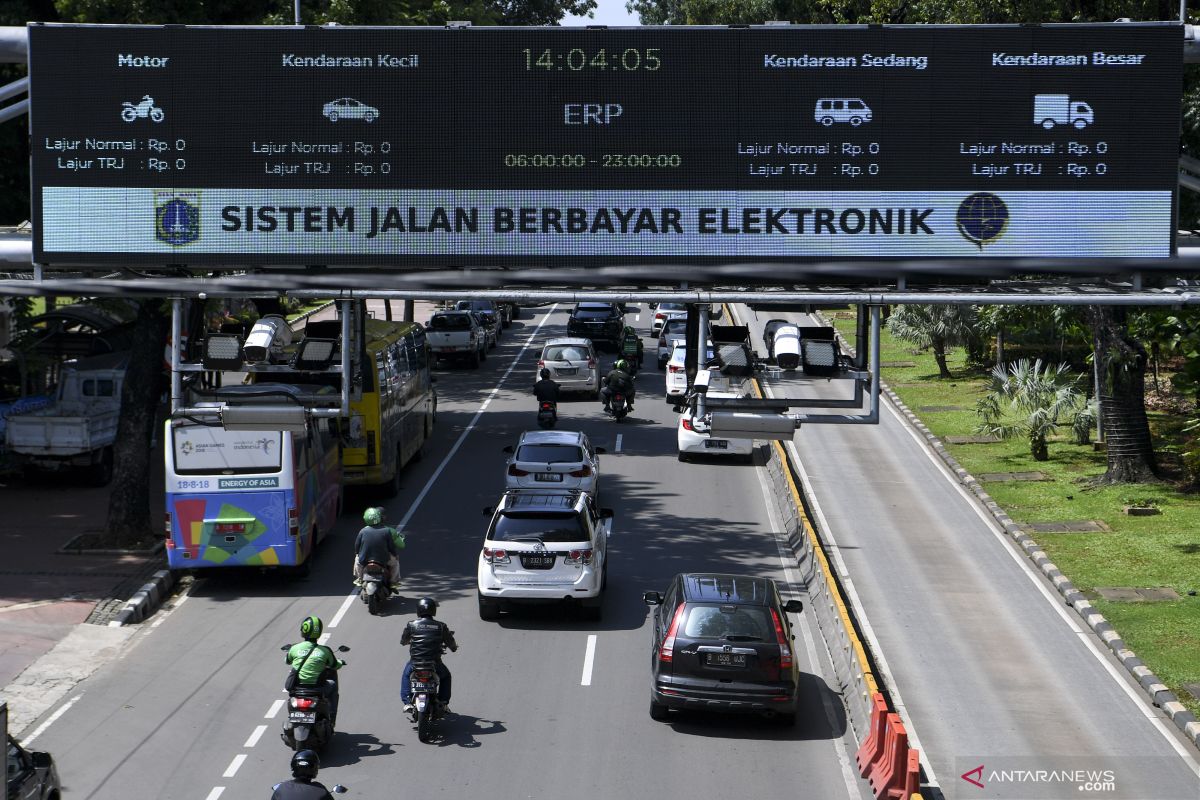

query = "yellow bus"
(254, 316), (436, 497)
(342, 318), (436, 495)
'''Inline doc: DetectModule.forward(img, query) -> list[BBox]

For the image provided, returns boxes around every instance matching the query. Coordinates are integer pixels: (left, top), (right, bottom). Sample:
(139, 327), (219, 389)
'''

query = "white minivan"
(814, 98), (872, 126)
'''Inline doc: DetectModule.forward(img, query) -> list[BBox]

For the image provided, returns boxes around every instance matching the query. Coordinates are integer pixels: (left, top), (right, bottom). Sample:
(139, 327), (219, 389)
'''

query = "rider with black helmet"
(271, 750), (336, 799)
(400, 597), (459, 713)
(533, 368), (561, 403)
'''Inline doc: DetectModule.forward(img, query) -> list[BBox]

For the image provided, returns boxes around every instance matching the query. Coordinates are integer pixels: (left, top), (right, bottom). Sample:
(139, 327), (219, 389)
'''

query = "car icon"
(322, 98), (378, 122)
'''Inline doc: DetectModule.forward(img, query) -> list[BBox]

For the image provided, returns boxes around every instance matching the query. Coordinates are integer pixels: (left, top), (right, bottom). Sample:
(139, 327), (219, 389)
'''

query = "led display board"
(29, 23), (1181, 266)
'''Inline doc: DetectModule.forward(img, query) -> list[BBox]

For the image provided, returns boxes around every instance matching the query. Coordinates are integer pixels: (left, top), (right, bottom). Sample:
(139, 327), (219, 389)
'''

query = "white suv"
(477, 490), (613, 621)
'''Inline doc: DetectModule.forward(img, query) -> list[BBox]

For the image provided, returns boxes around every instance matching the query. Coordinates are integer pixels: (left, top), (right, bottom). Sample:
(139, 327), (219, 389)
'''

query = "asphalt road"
(735, 305), (1200, 800)
(31, 304), (872, 800)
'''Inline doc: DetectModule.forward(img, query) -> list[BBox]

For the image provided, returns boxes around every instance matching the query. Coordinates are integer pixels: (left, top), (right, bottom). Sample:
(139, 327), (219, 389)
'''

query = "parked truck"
(4, 352), (127, 485)
(1033, 94), (1093, 129)
(426, 310), (487, 368)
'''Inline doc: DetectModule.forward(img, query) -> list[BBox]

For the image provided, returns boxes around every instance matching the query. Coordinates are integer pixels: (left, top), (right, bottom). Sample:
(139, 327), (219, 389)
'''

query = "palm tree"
(886, 304), (979, 378)
(975, 359), (1086, 462)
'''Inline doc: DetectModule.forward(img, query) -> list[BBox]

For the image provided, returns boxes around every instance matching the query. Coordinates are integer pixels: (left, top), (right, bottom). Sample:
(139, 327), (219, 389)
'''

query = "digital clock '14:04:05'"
(522, 48), (662, 71)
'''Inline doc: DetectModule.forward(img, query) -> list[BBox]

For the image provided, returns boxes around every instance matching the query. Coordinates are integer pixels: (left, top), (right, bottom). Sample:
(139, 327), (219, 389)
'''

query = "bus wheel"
(293, 546), (313, 579)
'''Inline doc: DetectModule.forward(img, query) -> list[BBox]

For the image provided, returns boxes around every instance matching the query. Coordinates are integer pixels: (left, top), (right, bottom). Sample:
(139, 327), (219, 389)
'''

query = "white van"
(814, 98), (872, 126)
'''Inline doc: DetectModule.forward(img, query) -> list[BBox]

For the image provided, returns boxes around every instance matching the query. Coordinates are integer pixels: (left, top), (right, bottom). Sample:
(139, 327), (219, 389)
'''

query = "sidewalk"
(0, 456), (166, 693)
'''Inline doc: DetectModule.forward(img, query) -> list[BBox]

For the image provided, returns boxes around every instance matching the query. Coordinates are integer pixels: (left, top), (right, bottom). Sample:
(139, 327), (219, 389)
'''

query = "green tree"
(885, 303), (979, 378)
(975, 358), (1087, 462)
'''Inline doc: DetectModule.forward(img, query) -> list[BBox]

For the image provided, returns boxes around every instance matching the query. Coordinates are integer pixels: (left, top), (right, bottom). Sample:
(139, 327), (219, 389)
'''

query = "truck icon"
(1033, 94), (1094, 130)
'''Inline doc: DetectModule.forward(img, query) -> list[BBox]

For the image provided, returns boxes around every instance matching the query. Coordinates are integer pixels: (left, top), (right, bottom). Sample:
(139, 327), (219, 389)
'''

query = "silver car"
(538, 337), (600, 398)
(503, 430), (604, 497)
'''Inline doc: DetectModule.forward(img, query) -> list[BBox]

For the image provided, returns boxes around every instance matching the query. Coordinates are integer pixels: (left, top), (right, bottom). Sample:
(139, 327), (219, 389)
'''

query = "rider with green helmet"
(601, 358), (636, 413)
(285, 615), (345, 723)
(353, 506), (404, 589)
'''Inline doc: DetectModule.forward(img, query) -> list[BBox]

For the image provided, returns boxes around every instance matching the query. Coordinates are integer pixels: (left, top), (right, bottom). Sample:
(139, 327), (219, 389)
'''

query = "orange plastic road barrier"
(855, 692), (890, 776)
(900, 748), (921, 800)
(867, 713), (908, 799)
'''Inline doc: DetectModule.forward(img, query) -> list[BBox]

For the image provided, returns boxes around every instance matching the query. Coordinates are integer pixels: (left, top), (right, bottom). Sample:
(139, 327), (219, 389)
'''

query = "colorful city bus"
(164, 384), (341, 573)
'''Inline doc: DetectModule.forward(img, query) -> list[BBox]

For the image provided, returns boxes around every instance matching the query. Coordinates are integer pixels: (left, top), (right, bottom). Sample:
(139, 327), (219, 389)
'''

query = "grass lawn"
(286, 300), (333, 323)
(827, 310), (1200, 714)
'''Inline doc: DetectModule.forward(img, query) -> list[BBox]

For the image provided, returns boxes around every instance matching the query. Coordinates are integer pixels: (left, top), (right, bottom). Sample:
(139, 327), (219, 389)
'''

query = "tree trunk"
(996, 328), (1005, 370)
(1030, 431), (1049, 461)
(932, 335), (951, 378)
(103, 301), (168, 547)
(1085, 305), (1158, 483)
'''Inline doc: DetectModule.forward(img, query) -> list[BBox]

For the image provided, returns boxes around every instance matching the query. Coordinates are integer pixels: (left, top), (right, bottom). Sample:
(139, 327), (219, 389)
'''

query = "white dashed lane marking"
(581, 634), (597, 686)
(222, 754), (246, 778)
(244, 725), (268, 748)
(265, 699), (284, 719)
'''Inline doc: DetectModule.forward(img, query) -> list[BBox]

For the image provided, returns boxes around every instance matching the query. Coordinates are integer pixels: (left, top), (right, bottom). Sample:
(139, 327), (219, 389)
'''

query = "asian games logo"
(155, 191), (200, 246)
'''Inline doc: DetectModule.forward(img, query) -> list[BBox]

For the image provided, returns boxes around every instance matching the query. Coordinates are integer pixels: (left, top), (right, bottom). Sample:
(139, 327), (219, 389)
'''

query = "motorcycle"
(359, 560), (392, 615)
(610, 391), (631, 422)
(279, 644), (348, 752)
(121, 95), (165, 123)
(406, 654), (448, 743)
(537, 400), (557, 429)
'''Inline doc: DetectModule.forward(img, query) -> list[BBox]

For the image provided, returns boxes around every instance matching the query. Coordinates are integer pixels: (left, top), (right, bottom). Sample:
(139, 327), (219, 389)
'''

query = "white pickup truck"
(426, 310), (487, 368)
(5, 352), (126, 485)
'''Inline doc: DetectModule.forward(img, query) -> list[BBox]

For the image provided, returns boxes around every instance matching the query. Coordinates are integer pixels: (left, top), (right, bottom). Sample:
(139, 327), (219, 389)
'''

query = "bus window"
(172, 426), (282, 475)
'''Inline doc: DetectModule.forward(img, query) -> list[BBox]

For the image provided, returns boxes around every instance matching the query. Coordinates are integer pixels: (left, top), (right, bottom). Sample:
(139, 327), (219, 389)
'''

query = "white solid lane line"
(204, 788), (225, 800)
(614, 434), (623, 453)
(222, 754), (246, 778)
(244, 725), (268, 748)
(395, 304), (558, 536)
(21, 694), (81, 746)
(327, 592), (356, 629)
(265, 699), (285, 719)
(581, 635), (598, 686)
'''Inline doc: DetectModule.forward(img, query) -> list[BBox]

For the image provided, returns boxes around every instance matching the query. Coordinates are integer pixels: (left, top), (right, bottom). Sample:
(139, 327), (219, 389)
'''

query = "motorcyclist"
(534, 368), (561, 403)
(271, 749), (336, 800)
(285, 616), (345, 724)
(600, 359), (636, 413)
(619, 325), (643, 370)
(353, 507), (403, 591)
(400, 597), (459, 713)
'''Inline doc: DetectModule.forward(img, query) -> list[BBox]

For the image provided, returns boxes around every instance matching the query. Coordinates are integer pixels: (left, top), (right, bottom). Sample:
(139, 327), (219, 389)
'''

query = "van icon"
(814, 98), (872, 126)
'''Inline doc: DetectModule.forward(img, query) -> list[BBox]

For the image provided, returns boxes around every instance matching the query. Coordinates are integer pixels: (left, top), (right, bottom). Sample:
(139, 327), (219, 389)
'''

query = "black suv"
(643, 573), (804, 724)
(567, 303), (624, 350)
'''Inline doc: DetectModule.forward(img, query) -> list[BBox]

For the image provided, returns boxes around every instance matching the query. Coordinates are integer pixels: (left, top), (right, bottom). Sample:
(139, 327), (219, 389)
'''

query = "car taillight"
(658, 336), (667, 347)
(537, 359), (545, 369)
(290, 697), (317, 709)
(508, 464), (530, 476)
(566, 548), (593, 565)
(660, 604), (686, 663)
(568, 465), (592, 477)
(668, 364), (683, 374)
(483, 547), (510, 564)
(770, 608), (794, 669)
(681, 417), (695, 432)
(587, 358), (596, 369)
(288, 507), (299, 537)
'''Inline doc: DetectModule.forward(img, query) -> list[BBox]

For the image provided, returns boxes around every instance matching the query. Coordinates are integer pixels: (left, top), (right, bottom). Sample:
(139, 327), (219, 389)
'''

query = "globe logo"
(956, 192), (1009, 250)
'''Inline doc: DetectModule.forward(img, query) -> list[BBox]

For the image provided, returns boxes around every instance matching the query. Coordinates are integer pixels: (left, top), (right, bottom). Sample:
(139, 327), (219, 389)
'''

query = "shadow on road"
(321, 731), (398, 766)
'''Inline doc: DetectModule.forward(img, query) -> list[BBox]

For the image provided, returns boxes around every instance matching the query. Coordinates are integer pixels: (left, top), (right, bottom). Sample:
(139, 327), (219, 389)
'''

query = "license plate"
(412, 683), (435, 692)
(705, 439), (729, 449)
(520, 554), (555, 568)
(705, 653), (747, 667)
(534, 472), (563, 482)
(289, 711), (317, 723)
(556, 368), (577, 376)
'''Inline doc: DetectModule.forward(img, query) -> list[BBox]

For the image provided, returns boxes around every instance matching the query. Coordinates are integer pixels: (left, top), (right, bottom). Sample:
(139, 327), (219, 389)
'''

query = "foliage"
(975, 358), (1087, 461)
(885, 303), (979, 378)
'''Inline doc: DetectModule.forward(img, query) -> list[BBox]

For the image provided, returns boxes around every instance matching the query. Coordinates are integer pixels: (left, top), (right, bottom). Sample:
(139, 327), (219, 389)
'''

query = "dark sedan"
(566, 303), (624, 350)
(644, 573), (804, 725)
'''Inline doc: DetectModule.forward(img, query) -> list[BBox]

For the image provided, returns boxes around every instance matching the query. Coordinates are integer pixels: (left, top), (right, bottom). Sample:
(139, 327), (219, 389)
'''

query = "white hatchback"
(537, 338), (600, 397)
(677, 379), (756, 462)
(477, 489), (613, 621)
(503, 430), (604, 497)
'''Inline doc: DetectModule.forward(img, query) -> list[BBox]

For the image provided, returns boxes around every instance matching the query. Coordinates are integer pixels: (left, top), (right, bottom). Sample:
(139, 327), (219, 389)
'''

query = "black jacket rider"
(401, 616), (459, 662)
(271, 779), (335, 800)
(534, 378), (561, 403)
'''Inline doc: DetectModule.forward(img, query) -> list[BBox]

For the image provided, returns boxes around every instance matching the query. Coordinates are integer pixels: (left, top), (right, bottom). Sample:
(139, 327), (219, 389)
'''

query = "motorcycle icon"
(121, 95), (165, 123)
